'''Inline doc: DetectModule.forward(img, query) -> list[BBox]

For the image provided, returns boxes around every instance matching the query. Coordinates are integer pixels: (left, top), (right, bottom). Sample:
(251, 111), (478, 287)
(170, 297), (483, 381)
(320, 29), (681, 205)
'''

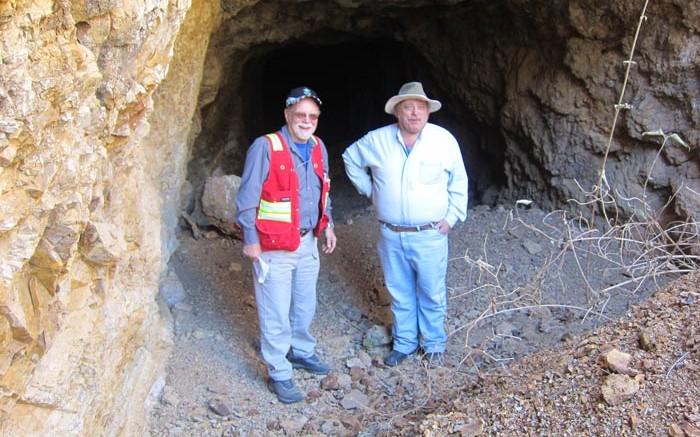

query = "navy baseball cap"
(285, 86), (322, 107)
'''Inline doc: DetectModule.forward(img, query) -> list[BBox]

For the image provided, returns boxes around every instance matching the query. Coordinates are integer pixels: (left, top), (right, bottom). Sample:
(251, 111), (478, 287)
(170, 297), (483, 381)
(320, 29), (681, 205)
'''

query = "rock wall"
(0, 0), (190, 435)
(434, 0), (699, 219)
(494, 1), (699, 220)
(190, 0), (698, 223)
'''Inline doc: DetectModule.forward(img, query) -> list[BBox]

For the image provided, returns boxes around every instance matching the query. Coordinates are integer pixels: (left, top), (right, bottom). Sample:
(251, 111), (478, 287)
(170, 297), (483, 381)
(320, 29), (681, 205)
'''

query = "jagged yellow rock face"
(0, 0), (196, 435)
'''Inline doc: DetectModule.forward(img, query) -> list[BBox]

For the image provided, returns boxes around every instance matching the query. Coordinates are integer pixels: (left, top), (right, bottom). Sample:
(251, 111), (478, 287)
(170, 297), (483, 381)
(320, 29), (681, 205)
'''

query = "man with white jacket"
(342, 82), (468, 367)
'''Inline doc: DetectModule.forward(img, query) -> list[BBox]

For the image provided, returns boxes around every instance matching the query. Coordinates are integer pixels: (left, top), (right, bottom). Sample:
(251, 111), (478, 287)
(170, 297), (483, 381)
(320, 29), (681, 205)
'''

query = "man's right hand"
(243, 243), (262, 261)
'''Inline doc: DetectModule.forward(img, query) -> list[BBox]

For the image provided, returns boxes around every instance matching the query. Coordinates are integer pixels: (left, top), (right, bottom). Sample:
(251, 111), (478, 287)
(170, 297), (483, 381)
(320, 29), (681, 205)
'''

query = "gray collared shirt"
(235, 125), (333, 245)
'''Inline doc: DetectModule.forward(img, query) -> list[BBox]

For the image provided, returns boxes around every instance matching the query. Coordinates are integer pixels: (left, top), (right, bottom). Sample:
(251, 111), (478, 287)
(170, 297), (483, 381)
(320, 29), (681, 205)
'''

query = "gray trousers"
(253, 232), (320, 381)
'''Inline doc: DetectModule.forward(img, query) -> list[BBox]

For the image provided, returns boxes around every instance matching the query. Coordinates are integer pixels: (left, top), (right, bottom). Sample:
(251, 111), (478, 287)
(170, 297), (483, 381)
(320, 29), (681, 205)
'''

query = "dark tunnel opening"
(234, 37), (508, 216)
(241, 39), (423, 150)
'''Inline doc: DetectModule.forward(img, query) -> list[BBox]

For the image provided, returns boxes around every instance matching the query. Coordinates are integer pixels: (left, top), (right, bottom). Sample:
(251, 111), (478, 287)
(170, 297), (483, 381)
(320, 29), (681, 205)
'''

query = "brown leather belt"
(380, 221), (436, 232)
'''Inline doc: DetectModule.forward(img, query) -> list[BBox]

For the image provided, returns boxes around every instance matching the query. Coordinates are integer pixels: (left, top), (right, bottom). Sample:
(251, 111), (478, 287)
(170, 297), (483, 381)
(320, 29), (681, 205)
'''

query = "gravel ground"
(147, 189), (699, 436)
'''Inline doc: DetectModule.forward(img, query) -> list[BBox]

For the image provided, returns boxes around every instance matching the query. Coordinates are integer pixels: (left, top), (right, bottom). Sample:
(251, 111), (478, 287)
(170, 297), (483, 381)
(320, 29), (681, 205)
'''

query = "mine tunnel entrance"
(232, 37), (508, 214)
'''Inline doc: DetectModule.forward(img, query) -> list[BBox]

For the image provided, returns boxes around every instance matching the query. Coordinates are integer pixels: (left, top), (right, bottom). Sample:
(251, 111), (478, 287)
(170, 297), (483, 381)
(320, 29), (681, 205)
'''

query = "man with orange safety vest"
(235, 86), (337, 403)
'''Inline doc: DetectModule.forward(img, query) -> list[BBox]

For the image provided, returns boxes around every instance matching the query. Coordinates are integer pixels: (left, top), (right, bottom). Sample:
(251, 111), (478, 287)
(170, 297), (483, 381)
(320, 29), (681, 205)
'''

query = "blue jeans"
(253, 232), (319, 381)
(377, 225), (448, 354)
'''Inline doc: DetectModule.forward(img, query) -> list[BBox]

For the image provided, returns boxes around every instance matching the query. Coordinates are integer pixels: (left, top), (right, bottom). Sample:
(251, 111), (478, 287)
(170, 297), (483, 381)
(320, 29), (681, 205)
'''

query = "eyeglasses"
(292, 112), (320, 122)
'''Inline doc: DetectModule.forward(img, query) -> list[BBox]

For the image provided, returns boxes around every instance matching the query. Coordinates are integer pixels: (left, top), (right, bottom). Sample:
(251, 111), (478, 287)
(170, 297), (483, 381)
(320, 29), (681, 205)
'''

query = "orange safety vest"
(255, 132), (330, 251)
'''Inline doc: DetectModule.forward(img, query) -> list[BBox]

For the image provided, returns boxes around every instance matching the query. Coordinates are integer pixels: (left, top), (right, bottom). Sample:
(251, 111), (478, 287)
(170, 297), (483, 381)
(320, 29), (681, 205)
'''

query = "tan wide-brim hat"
(384, 81), (442, 114)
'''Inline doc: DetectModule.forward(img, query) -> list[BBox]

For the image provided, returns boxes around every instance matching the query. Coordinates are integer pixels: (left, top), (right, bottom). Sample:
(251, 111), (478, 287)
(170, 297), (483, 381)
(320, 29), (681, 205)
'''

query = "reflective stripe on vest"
(257, 197), (292, 223)
(265, 133), (284, 152)
(264, 132), (317, 151)
(257, 133), (293, 224)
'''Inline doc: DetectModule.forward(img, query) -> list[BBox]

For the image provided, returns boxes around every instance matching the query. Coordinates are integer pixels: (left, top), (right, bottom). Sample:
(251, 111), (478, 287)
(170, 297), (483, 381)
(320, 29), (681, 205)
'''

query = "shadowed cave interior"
(193, 35), (509, 217)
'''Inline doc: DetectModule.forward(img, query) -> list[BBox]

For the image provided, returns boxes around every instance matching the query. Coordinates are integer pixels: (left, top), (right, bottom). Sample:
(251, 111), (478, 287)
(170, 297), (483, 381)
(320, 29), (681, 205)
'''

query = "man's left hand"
(435, 219), (452, 235)
(322, 227), (337, 253)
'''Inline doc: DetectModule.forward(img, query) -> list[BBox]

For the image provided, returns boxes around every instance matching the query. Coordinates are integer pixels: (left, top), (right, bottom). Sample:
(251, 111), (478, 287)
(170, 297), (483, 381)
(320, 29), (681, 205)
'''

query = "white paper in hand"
(253, 257), (269, 283)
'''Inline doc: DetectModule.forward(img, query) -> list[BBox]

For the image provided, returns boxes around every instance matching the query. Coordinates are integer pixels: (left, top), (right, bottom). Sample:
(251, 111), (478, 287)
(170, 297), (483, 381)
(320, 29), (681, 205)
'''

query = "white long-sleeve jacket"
(342, 122), (468, 227)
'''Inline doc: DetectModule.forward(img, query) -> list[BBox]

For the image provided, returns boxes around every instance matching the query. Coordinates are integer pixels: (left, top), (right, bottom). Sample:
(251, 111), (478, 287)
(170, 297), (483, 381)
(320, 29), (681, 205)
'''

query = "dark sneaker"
(384, 350), (409, 367)
(288, 354), (330, 375)
(423, 352), (444, 367)
(267, 379), (303, 404)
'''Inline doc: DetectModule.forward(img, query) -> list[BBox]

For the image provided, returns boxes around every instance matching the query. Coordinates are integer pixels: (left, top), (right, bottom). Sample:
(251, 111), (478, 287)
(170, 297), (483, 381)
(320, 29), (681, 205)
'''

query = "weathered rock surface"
(201, 175), (241, 235)
(601, 373), (641, 406)
(0, 0), (189, 435)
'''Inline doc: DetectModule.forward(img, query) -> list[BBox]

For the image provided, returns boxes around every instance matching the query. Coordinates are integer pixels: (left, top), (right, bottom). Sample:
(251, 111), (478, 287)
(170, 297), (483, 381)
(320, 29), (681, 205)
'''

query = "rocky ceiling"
(187, 0), (698, 220)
